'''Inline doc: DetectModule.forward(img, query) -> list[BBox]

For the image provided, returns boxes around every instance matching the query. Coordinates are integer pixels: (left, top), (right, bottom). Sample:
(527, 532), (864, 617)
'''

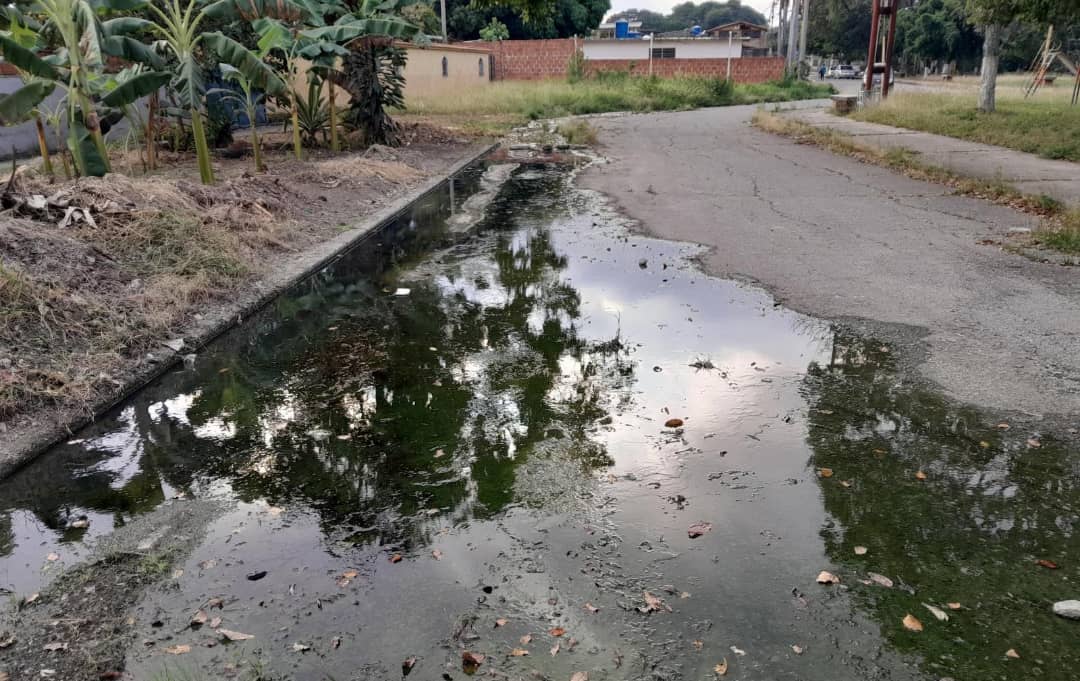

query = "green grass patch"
(851, 92), (1080, 162)
(1041, 210), (1080, 254)
(404, 75), (832, 123)
(557, 120), (599, 146)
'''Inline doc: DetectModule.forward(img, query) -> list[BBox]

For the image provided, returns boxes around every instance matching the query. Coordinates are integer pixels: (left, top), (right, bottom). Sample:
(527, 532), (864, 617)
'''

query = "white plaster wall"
(582, 39), (742, 60)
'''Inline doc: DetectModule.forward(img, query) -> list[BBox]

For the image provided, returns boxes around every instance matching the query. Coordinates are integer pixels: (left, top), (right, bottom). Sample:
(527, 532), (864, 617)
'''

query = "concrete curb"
(0, 142), (498, 480)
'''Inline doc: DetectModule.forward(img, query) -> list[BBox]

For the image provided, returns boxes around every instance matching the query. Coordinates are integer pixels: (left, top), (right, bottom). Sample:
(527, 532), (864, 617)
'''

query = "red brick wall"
(586, 57), (785, 83)
(479, 39), (578, 80)
(474, 39), (785, 83)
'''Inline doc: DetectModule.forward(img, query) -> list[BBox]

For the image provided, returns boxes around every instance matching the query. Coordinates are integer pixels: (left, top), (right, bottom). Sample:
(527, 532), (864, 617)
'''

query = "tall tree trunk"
(290, 95), (302, 161)
(978, 24), (1001, 113)
(34, 115), (53, 180)
(146, 92), (158, 172)
(328, 79), (339, 153)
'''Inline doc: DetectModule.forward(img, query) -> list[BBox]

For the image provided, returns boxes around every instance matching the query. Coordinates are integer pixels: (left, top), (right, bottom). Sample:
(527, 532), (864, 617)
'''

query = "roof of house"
(705, 21), (769, 33)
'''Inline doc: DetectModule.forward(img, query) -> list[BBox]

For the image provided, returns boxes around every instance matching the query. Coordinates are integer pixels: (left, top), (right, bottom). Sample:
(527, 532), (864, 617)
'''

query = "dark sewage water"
(0, 159), (1078, 681)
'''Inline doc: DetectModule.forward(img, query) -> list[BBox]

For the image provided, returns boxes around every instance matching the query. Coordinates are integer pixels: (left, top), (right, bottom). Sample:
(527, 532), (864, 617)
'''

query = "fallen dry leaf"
(342, 569), (359, 579)
(431, 549), (443, 560)
(568, 638), (579, 651)
(1026, 438), (1041, 449)
(292, 642), (311, 652)
(165, 644), (191, 655)
(171, 569), (184, 579)
(462, 651), (485, 672)
(331, 636), (342, 650)
(198, 559), (217, 570)
(434, 448), (446, 458)
(389, 553), (403, 563)
(550, 641), (560, 656)
(584, 603), (599, 613)
(730, 646), (745, 656)
(854, 546), (868, 555)
(868, 572), (894, 588)
(495, 618), (508, 627)
(1036, 559), (1059, 569)
(266, 506), (284, 517)
(570, 673), (589, 681)
(840, 480), (852, 488)
(923, 603), (949, 622)
(996, 423), (1010, 430)
(1006, 648), (1020, 659)
(549, 627), (566, 637)
(688, 522), (713, 539)
(209, 617), (222, 629)
(402, 656), (417, 675)
(43, 642), (67, 652)
(0, 672), (8, 681)
(217, 629), (254, 641)
(190, 609), (208, 626)
(714, 658), (729, 676)
(915, 471), (928, 481)
(337, 576), (352, 588)
(946, 602), (962, 610)
(45, 553), (59, 562)
(206, 597), (224, 609)
(640, 591), (670, 613)
(693, 640), (704, 650)
(791, 644), (804, 655)
(24, 593), (39, 606)
(510, 648), (529, 657)
(816, 571), (840, 585)
(817, 468), (834, 478)
(520, 634), (532, 645)
(979, 441), (990, 448)
(664, 418), (684, 428)
(902, 614), (923, 632)
(0, 634), (13, 649)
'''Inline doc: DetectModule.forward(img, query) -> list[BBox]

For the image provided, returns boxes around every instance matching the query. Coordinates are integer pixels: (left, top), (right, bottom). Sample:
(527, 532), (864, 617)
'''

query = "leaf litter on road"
(816, 571), (840, 585)
(570, 673), (589, 681)
(923, 603), (949, 621)
(867, 572), (894, 588)
(902, 614), (923, 632)
(714, 658), (729, 676)
(520, 634), (532, 645)
(688, 522), (713, 538)
(218, 628), (254, 641)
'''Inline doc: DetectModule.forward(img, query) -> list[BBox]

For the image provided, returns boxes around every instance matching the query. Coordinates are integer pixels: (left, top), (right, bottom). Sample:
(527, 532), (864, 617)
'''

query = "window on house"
(441, 56), (448, 77)
(478, 58), (484, 77)
(651, 47), (676, 59)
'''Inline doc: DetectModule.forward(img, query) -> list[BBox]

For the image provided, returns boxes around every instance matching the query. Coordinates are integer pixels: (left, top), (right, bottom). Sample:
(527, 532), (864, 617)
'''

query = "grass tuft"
(557, 120), (599, 146)
(1040, 210), (1080, 254)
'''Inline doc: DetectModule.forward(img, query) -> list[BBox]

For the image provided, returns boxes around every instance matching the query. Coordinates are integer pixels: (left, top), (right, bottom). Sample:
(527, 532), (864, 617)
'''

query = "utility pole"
(777, 0), (788, 60)
(785, 0), (799, 69)
(797, 0), (810, 75)
(440, 0), (447, 42)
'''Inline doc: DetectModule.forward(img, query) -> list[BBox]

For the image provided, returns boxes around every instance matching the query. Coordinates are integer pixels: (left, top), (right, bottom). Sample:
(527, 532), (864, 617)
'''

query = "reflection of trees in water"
(803, 330), (1080, 681)
(0, 166), (632, 556)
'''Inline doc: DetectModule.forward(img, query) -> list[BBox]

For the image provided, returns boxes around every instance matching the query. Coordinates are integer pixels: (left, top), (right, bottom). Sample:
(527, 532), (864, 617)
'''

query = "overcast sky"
(606, 0), (778, 24)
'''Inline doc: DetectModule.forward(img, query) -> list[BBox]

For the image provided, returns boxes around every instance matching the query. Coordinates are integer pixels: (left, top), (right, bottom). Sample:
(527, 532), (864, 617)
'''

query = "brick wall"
(586, 57), (785, 83)
(479, 39), (578, 80)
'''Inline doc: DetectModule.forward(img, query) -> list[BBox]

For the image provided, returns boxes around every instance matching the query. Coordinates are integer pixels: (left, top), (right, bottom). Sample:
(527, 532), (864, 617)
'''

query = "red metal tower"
(863, 0), (898, 98)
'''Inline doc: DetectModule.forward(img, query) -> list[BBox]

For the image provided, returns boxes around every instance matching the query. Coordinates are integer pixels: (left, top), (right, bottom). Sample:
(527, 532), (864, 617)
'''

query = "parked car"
(829, 64), (859, 79)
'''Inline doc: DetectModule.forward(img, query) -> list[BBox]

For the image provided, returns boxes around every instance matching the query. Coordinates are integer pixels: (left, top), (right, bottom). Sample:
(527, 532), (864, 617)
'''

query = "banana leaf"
(101, 70), (170, 107)
(300, 17), (419, 43)
(102, 34), (166, 69)
(0, 34), (60, 79)
(0, 80), (55, 124)
(75, 1), (104, 68)
(204, 31), (288, 97)
(0, 6), (41, 32)
(202, 0), (312, 23)
(101, 17), (156, 36)
(68, 116), (109, 177)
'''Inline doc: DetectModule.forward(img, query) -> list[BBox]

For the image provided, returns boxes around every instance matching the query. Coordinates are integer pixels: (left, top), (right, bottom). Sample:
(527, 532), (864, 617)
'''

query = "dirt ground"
(0, 123), (482, 467)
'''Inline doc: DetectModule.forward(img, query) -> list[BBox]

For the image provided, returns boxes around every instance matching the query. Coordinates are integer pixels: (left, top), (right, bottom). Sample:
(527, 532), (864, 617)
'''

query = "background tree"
(967, 0), (1078, 112)
(608, 1), (767, 33)
(479, 16), (510, 40)
(448, 0), (607, 40)
(807, 0), (874, 62)
(894, 0), (981, 73)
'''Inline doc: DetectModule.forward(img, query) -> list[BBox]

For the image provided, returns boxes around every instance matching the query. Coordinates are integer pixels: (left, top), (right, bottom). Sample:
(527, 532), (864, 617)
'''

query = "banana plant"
(0, 0), (168, 177)
(0, 12), (57, 178)
(146, 0), (286, 183)
(208, 63), (267, 172)
(300, 0), (418, 150)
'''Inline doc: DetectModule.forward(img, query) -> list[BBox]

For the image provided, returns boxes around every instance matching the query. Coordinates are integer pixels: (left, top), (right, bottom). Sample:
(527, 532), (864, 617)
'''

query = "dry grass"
(852, 80), (1080, 161)
(0, 143), (453, 425)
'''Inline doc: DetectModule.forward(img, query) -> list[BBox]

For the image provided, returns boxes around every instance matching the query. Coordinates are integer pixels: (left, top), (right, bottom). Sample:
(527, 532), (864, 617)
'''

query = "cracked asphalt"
(580, 105), (1080, 421)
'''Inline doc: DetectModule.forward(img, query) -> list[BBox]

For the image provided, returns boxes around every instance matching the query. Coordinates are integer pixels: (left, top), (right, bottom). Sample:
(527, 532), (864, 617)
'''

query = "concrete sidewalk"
(783, 108), (1080, 206)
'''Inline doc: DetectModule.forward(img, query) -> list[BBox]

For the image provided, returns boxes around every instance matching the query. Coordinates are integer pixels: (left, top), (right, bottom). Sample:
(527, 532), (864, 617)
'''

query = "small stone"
(1053, 600), (1080, 620)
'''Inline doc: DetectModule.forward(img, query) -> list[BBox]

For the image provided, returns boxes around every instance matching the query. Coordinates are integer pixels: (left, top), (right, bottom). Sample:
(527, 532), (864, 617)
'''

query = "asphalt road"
(580, 104), (1080, 421)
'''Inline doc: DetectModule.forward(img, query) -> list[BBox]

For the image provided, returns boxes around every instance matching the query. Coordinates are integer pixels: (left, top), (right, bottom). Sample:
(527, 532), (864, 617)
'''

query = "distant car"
(830, 65), (858, 79)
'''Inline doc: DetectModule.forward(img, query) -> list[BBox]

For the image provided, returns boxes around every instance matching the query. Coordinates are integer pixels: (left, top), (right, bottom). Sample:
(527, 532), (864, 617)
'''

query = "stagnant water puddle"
(1, 159), (1078, 681)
